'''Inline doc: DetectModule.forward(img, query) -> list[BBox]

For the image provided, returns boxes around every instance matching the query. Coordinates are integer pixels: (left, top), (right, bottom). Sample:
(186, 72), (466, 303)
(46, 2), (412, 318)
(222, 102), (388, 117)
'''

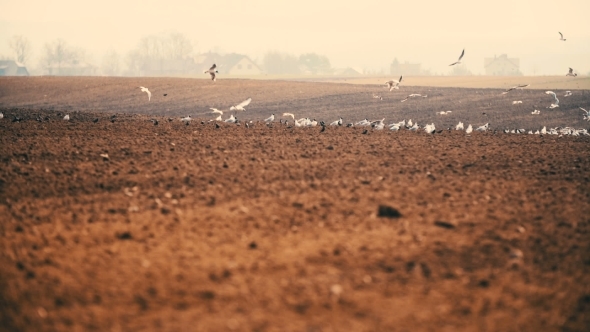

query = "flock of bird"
(3, 32), (587, 138)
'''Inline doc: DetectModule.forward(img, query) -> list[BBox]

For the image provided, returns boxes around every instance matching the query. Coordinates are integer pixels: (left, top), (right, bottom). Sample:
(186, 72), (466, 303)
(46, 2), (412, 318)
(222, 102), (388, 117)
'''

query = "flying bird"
(385, 76), (403, 91)
(205, 64), (218, 81)
(230, 98), (252, 112)
(400, 94), (427, 102)
(559, 32), (566, 41)
(545, 91), (559, 108)
(282, 112), (295, 120)
(502, 84), (529, 94)
(210, 108), (223, 115)
(449, 49), (465, 66)
(475, 123), (489, 132)
(566, 68), (577, 77)
(564, 91), (572, 97)
(138, 86), (151, 101)
(580, 107), (589, 121)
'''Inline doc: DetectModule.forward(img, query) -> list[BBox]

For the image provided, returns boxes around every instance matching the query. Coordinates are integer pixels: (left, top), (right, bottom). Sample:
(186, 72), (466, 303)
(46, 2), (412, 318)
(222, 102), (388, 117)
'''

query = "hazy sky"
(1, 0), (589, 75)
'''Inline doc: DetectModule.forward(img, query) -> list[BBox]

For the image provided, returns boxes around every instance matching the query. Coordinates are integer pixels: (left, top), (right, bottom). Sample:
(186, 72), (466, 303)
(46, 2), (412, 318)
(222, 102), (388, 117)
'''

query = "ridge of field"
(1, 76), (589, 131)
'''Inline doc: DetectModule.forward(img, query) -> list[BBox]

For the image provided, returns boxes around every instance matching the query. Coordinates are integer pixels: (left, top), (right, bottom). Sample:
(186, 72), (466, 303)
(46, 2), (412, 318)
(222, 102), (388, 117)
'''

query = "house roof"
(484, 54), (519, 68)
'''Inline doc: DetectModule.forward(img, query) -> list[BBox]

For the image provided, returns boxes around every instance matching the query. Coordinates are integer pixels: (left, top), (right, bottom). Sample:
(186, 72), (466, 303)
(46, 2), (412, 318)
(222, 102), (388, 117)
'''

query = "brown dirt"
(1, 77), (590, 332)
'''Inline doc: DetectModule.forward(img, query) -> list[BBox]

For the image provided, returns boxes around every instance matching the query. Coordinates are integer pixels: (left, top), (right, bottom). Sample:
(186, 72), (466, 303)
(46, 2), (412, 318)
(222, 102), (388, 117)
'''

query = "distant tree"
(9, 35), (32, 64)
(263, 51), (300, 75)
(102, 51), (120, 76)
(124, 49), (142, 76)
(449, 63), (472, 76)
(165, 33), (193, 59)
(298, 53), (331, 74)
(39, 39), (86, 74)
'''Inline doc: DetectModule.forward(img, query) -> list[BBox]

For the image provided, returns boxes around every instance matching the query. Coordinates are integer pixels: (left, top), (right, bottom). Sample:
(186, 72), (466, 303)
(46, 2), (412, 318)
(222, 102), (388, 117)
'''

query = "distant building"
(333, 67), (362, 76)
(141, 58), (197, 76)
(390, 58), (422, 76)
(484, 54), (522, 75)
(194, 52), (263, 76)
(0, 60), (29, 76)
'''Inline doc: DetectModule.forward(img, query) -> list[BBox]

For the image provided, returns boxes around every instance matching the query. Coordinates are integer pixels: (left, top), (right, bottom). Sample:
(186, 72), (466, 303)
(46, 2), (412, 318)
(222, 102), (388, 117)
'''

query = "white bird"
(210, 108), (223, 115)
(541, 126), (547, 134)
(355, 119), (370, 126)
(465, 124), (473, 134)
(63, 114), (70, 121)
(230, 98), (252, 112)
(424, 123), (436, 134)
(531, 110), (540, 115)
(502, 84), (530, 94)
(0, 112), (3, 119)
(372, 118), (385, 130)
(282, 112), (295, 120)
(214, 115), (222, 121)
(408, 123), (419, 131)
(181, 115), (192, 123)
(545, 91), (559, 108)
(559, 32), (566, 41)
(329, 117), (343, 126)
(205, 63), (218, 81)
(449, 49), (465, 66)
(389, 124), (400, 131)
(475, 123), (489, 132)
(512, 101), (523, 105)
(407, 119), (413, 127)
(372, 93), (383, 100)
(455, 122), (464, 130)
(401, 94), (427, 102)
(385, 76), (403, 91)
(264, 114), (275, 122)
(564, 91), (572, 97)
(437, 111), (452, 115)
(138, 86), (151, 101)
(224, 114), (236, 123)
(566, 68), (577, 77)
(580, 107), (590, 121)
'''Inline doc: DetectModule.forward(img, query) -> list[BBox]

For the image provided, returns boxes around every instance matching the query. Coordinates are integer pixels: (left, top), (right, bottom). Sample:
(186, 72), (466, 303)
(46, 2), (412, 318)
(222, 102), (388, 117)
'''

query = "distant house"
(390, 58), (422, 76)
(194, 52), (263, 76)
(333, 67), (362, 76)
(484, 54), (521, 76)
(47, 61), (97, 76)
(0, 60), (29, 76)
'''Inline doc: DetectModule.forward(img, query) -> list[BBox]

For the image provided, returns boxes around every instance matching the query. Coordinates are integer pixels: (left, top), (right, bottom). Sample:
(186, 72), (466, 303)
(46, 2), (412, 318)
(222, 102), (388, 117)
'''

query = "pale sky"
(1, 0), (589, 75)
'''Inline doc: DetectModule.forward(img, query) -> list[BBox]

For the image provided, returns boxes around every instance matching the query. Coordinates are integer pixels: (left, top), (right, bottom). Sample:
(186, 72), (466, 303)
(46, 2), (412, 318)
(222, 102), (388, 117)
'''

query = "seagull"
(385, 76), (403, 91)
(181, 116), (192, 124)
(580, 107), (590, 121)
(541, 126), (547, 134)
(224, 114), (236, 123)
(475, 123), (489, 132)
(138, 86), (151, 101)
(407, 119), (413, 127)
(210, 108), (223, 115)
(501, 84), (529, 94)
(559, 32), (566, 41)
(0, 112), (3, 119)
(424, 123), (436, 134)
(372, 93), (383, 100)
(437, 111), (452, 115)
(455, 122), (464, 130)
(214, 115), (222, 121)
(566, 68), (577, 77)
(564, 91), (572, 97)
(63, 114), (70, 121)
(545, 91), (559, 108)
(512, 101), (523, 105)
(205, 64), (218, 81)
(449, 49), (465, 66)
(264, 114), (275, 122)
(329, 117), (343, 126)
(230, 98), (252, 112)
(355, 119), (370, 126)
(371, 118), (385, 130)
(408, 123), (419, 131)
(465, 124), (473, 134)
(531, 110), (540, 115)
(401, 94), (427, 102)
(282, 112), (295, 120)
(389, 124), (400, 131)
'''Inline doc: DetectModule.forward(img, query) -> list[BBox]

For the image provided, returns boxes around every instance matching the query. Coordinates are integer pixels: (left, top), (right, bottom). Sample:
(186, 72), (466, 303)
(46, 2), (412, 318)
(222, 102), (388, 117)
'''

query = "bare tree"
(39, 39), (80, 74)
(9, 35), (32, 64)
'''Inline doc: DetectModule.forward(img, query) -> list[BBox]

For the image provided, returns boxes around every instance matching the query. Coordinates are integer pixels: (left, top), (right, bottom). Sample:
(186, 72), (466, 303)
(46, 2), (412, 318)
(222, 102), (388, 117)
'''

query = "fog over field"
(0, 0), (589, 76)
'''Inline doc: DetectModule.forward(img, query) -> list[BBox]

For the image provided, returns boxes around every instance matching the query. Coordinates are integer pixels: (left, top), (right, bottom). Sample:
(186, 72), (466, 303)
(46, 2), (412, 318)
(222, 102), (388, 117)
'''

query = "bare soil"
(0, 77), (589, 332)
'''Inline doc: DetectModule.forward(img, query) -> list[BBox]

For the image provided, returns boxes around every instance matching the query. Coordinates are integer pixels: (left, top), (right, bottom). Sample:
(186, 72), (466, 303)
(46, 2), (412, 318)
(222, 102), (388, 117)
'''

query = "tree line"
(3, 34), (333, 76)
